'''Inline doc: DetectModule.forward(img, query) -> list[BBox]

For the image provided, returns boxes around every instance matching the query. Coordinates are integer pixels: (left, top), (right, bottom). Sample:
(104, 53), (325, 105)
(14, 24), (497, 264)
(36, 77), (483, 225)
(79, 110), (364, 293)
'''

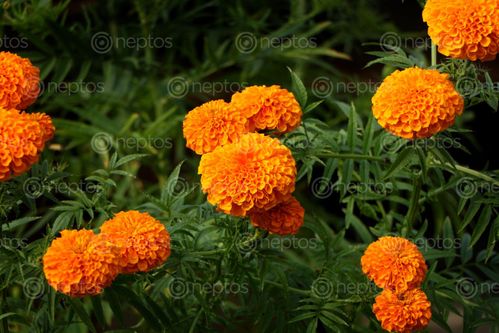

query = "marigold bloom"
(199, 133), (296, 216)
(249, 196), (304, 235)
(0, 108), (55, 181)
(100, 210), (171, 273)
(183, 99), (250, 155)
(373, 288), (432, 333)
(43, 230), (121, 297)
(372, 67), (464, 139)
(231, 85), (302, 133)
(423, 0), (499, 61)
(0, 51), (40, 109)
(361, 236), (427, 293)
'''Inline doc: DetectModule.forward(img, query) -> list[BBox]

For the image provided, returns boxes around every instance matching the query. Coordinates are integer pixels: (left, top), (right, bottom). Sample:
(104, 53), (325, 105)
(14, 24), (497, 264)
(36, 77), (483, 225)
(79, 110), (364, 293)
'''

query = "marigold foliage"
(249, 196), (304, 235)
(231, 85), (302, 133)
(361, 236), (427, 293)
(0, 108), (55, 181)
(423, 0), (499, 61)
(43, 230), (121, 297)
(372, 67), (464, 139)
(373, 288), (432, 333)
(199, 132), (296, 217)
(183, 99), (250, 155)
(100, 210), (171, 273)
(0, 51), (40, 109)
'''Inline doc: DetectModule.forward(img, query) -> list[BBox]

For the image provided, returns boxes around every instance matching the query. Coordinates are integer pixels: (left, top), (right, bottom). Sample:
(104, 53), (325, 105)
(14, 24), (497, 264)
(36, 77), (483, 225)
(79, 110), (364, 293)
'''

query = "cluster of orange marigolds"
(183, 86), (305, 235)
(1, 0), (498, 331)
(362, 237), (431, 333)
(0, 51), (54, 181)
(43, 211), (171, 297)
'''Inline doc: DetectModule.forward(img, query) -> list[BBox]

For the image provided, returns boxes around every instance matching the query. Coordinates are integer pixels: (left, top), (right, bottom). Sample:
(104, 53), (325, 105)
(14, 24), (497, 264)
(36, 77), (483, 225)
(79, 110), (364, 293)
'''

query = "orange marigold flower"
(423, 0), (499, 61)
(361, 236), (427, 293)
(183, 99), (250, 155)
(0, 51), (40, 109)
(231, 85), (302, 133)
(100, 210), (171, 273)
(199, 133), (296, 217)
(249, 196), (304, 235)
(373, 288), (432, 333)
(372, 67), (464, 139)
(43, 230), (121, 297)
(0, 108), (55, 181)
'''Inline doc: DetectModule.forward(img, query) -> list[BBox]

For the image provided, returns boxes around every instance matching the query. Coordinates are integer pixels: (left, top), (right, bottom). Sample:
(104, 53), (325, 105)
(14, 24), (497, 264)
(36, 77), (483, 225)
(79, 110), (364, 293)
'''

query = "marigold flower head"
(249, 196), (304, 235)
(373, 288), (432, 333)
(361, 236), (427, 293)
(183, 99), (250, 155)
(100, 210), (171, 273)
(0, 108), (55, 181)
(372, 67), (464, 139)
(231, 85), (302, 133)
(423, 0), (499, 61)
(43, 230), (121, 297)
(199, 132), (296, 217)
(0, 51), (40, 109)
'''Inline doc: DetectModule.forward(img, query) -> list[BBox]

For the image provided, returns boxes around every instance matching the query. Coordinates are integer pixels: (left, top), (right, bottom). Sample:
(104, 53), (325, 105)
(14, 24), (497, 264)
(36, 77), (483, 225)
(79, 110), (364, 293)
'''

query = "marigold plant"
(43, 230), (121, 297)
(231, 85), (302, 133)
(249, 196), (304, 235)
(0, 108), (55, 181)
(199, 132), (296, 216)
(372, 67), (464, 139)
(423, 0), (499, 61)
(100, 210), (171, 273)
(361, 236), (427, 293)
(0, 51), (40, 109)
(373, 288), (432, 333)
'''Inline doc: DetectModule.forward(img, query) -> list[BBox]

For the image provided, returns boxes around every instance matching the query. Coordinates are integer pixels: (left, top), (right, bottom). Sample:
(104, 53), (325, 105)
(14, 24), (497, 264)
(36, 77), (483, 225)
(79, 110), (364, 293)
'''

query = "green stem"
(403, 174), (422, 236)
(430, 162), (499, 186)
(316, 151), (385, 162)
(188, 249), (227, 256)
(431, 42), (437, 67)
(249, 276), (311, 296)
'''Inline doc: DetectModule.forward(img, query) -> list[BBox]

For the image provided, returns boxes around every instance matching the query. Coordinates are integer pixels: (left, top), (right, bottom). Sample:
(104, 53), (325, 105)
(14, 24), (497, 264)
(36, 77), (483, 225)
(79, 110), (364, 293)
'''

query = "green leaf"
(69, 299), (97, 333)
(287, 67), (307, 107)
(470, 206), (492, 247)
(382, 147), (416, 180)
